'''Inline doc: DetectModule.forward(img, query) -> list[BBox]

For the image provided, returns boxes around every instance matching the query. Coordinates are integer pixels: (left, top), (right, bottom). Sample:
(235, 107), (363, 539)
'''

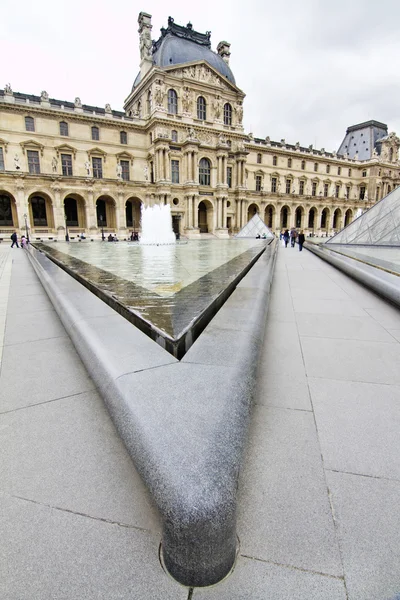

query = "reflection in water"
(35, 239), (267, 341)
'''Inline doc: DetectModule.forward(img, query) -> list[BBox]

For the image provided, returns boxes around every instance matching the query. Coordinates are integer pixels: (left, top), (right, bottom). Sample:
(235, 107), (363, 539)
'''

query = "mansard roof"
(337, 120), (388, 160)
(132, 17), (235, 89)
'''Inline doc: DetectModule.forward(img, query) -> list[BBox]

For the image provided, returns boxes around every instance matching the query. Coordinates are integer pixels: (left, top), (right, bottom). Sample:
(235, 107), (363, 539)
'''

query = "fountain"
(139, 203), (176, 245)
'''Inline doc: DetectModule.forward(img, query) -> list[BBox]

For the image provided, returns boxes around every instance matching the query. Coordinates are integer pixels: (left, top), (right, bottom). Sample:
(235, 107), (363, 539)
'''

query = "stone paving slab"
(0, 492), (187, 600)
(193, 556), (347, 600)
(4, 308), (68, 345)
(255, 319), (311, 410)
(309, 377), (400, 479)
(301, 336), (400, 385)
(0, 390), (160, 530)
(296, 312), (396, 342)
(236, 405), (342, 577)
(0, 335), (96, 412)
(326, 471), (400, 600)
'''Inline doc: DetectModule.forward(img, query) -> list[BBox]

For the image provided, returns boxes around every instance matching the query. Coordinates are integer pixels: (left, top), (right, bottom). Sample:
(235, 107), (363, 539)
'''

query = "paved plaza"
(1, 242), (400, 599)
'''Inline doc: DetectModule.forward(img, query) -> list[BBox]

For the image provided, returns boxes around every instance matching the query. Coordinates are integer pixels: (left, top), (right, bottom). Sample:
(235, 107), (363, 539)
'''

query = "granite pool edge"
(305, 242), (400, 307)
(26, 239), (278, 587)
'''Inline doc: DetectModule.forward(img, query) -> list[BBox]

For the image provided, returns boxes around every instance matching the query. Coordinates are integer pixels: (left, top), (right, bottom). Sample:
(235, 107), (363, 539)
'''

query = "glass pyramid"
(327, 187), (400, 246)
(236, 214), (275, 239)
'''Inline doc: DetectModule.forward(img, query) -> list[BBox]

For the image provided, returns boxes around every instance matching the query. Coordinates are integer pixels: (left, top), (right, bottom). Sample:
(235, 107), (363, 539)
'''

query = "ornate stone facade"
(0, 13), (399, 241)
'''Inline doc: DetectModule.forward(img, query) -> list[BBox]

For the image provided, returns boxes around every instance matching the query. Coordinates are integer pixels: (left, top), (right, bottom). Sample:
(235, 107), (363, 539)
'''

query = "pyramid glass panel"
(327, 186), (400, 247)
(236, 214), (275, 239)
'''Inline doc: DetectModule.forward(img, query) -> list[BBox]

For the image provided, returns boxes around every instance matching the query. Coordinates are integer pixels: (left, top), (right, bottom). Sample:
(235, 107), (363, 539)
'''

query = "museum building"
(0, 13), (400, 241)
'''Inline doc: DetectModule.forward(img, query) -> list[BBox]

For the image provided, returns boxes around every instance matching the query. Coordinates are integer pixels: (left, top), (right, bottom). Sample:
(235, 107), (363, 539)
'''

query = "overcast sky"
(2, 0), (400, 151)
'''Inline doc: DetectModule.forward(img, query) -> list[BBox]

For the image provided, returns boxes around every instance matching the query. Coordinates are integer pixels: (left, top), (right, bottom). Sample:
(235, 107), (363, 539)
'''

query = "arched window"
(0, 194), (13, 226)
(314, 162), (318, 172)
(59, 121), (69, 136)
(171, 130), (178, 142)
(31, 196), (48, 226)
(64, 197), (78, 226)
(389, 148), (394, 162)
(147, 90), (152, 114)
(168, 89), (178, 114)
(137, 101), (141, 118)
(25, 116), (35, 132)
(197, 96), (207, 120)
(199, 158), (211, 185)
(288, 158), (292, 168)
(257, 153), (262, 164)
(91, 126), (99, 141)
(223, 103), (232, 125)
(301, 160), (305, 170)
(272, 155), (277, 166)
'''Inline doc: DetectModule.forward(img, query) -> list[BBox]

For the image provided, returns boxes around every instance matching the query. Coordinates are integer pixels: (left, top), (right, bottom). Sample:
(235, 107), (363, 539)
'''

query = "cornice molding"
(0, 101), (144, 132)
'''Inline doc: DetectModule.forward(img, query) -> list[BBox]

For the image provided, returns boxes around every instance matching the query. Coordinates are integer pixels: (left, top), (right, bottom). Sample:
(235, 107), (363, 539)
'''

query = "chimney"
(138, 12), (153, 78)
(217, 41), (231, 64)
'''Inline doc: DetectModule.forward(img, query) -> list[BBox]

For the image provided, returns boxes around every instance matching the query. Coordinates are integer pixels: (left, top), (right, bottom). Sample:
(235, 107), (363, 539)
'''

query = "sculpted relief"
(170, 65), (228, 88)
(153, 79), (166, 108)
(213, 95), (223, 120)
(139, 28), (152, 60)
(182, 87), (193, 114)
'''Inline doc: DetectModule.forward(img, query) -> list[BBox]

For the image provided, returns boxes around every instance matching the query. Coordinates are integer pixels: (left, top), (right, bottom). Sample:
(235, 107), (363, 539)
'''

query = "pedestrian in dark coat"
(10, 232), (19, 248)
(298, 230), (305, 251)
(283, 229), (290, 248)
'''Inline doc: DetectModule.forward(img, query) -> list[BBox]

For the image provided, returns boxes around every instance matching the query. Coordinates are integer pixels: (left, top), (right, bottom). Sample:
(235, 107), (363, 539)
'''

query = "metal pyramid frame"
(236, 213), (275, 239)
(327, 187), (400, 246)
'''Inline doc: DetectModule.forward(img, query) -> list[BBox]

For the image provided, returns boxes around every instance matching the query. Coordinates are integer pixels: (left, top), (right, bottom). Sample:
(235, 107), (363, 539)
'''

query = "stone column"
(15, 181), (27, 233)
(193, 195), (199, 228)
(193, 150), (199, 184)
(216, 198), (221, 228)
(52, 186), (64, 232)
(241, 199), (247, 225)
(222, 197), (227, 228)
(236, 199), (241, 230)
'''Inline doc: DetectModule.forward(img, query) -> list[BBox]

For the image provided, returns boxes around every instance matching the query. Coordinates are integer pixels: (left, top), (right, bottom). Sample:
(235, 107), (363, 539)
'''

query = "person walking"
(283, 229), (289, 248)
(298, 230), (305, 251)
(10, 231), (19, 248)
(290, 229), (297, 247)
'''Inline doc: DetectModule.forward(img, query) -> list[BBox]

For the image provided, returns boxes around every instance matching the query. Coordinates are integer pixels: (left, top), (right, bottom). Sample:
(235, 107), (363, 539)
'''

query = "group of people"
(255, 233), (268, 239)
(10, 232), (28, 248)
(107, 233), (119, 242)
(280, 228), (305, 251)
